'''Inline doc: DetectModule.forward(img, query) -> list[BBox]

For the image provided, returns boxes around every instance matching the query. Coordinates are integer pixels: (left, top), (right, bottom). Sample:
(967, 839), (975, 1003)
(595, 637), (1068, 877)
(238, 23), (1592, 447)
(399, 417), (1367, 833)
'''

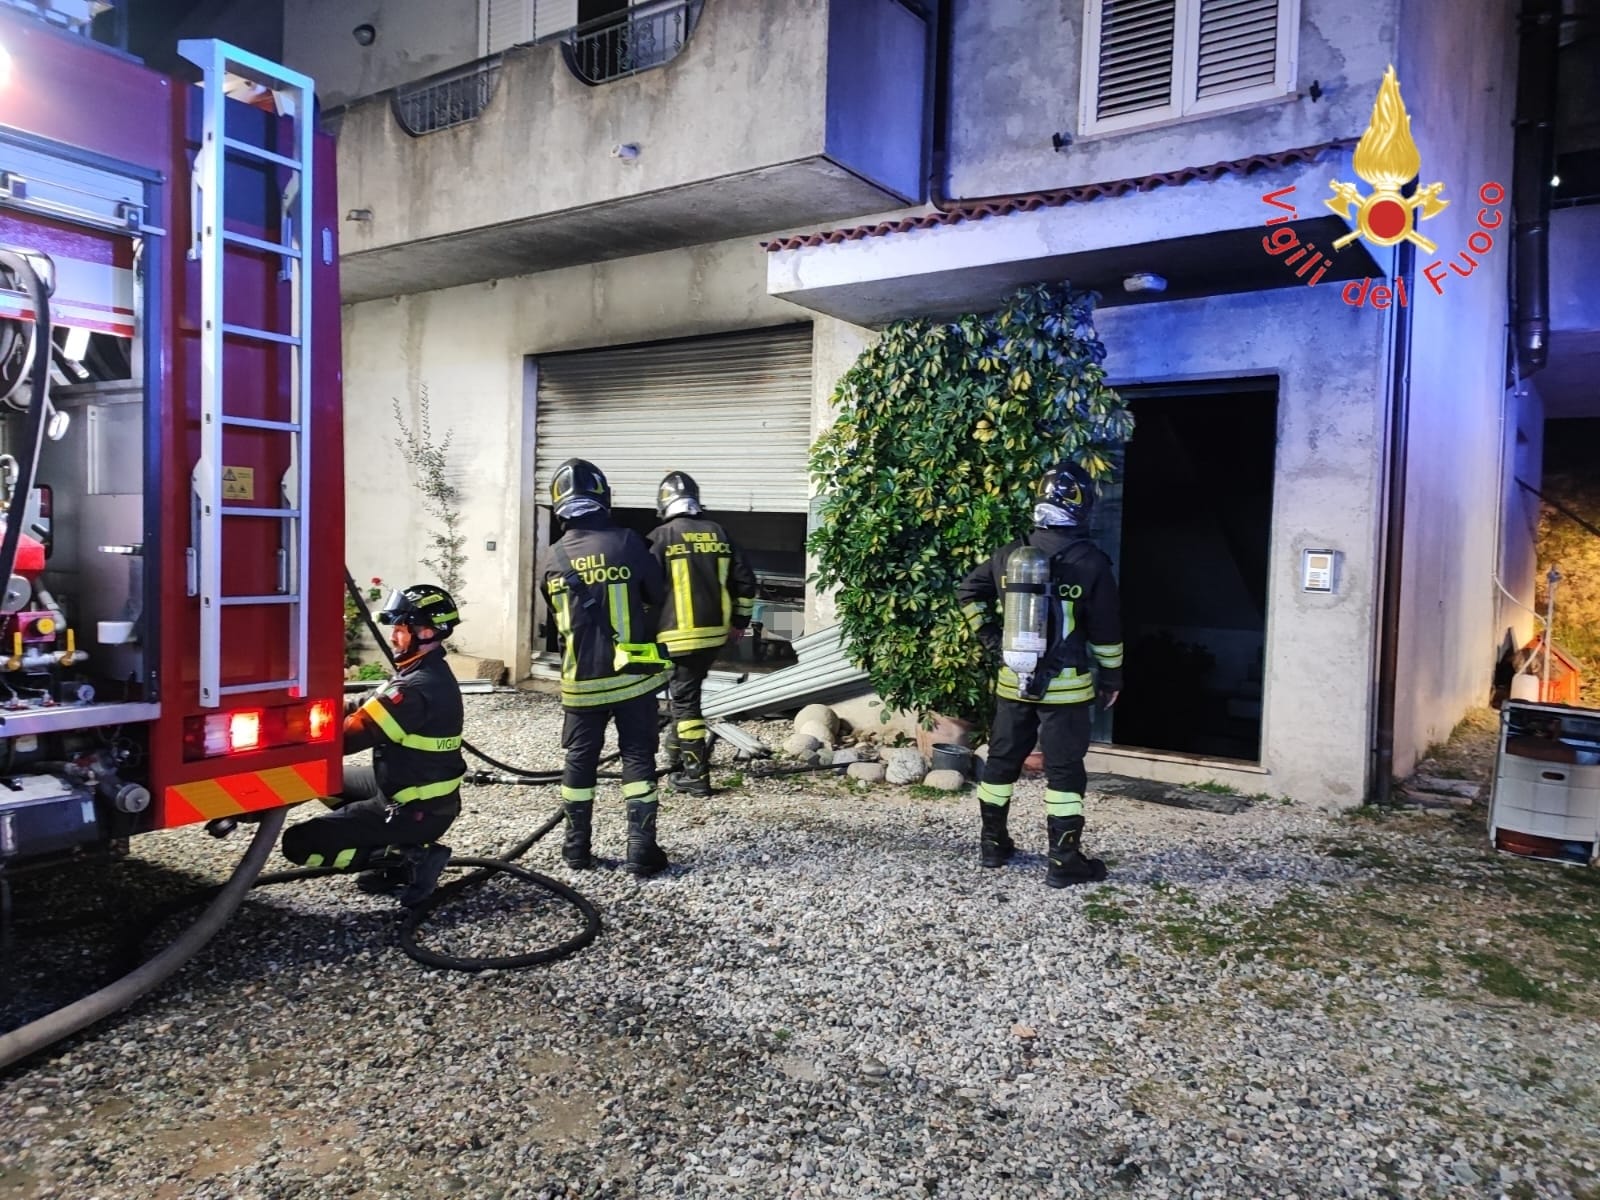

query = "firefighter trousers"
(560, 692), (660, 803)
(663, 647), (720, 762)
(280, 765), (460, 871)
(979, 698), (1093, 819)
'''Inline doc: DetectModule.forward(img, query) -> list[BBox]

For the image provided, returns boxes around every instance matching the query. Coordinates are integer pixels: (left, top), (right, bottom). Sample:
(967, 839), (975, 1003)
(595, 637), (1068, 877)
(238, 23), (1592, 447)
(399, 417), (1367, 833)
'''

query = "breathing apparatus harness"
(1000, 537), (1096, 701)
(550, 543), (673, 675)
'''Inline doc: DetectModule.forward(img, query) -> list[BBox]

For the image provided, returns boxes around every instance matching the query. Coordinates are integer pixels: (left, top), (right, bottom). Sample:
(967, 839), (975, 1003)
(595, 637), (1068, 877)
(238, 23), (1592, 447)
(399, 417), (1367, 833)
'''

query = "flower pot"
(916, 713), (975, 758)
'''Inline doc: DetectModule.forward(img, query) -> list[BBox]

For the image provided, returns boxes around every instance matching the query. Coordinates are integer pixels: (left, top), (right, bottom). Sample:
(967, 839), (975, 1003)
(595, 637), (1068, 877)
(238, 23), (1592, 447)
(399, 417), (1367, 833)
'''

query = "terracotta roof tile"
(760, 140), (1358, 252)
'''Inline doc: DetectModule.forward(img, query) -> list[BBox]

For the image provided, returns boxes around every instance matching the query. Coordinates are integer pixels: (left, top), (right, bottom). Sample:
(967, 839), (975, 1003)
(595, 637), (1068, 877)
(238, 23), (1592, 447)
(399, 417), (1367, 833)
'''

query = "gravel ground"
(3, 690), (1600, 1200)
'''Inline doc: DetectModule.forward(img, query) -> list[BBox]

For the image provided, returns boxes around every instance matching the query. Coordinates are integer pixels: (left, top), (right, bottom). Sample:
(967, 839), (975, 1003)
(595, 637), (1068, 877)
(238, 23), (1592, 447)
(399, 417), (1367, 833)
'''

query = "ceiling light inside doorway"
(1123, 273), (1168, 294)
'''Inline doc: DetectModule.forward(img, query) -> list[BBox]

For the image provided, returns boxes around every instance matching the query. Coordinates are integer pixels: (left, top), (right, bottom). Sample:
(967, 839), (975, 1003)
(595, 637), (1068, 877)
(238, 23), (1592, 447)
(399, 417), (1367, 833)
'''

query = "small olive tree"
(393, 384), (468, 612)
(807, 282), (1134, 729)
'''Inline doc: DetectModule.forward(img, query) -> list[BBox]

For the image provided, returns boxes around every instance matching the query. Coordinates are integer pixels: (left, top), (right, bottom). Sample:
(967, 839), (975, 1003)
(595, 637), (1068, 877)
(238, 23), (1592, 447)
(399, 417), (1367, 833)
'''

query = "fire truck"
(0, 2), (344, 871)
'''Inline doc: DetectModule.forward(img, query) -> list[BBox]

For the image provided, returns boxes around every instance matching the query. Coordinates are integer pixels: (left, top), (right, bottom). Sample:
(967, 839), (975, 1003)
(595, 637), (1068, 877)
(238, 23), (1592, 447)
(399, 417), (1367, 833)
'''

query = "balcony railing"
(561, 0), (702, 86)
(392, 56), (504, 136)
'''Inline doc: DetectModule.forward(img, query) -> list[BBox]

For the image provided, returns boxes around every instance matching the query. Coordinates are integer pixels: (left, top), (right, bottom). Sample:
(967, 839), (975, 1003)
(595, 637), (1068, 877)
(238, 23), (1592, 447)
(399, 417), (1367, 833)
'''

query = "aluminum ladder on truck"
(177, 39), (316, 708)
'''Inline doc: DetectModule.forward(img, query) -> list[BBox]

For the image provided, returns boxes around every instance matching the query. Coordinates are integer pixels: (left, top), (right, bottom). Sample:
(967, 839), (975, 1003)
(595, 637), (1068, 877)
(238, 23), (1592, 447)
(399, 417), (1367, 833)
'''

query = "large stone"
(831, 748), (863, 766)
(798, 721), (836, 750)
(885, 748), (928, 786)
(784, 733), (823, 758)
(847, 762), (887, 783)
(447, 653), (506, 683)
(922, 769), (966, 792)
(794, 704), (841, 738)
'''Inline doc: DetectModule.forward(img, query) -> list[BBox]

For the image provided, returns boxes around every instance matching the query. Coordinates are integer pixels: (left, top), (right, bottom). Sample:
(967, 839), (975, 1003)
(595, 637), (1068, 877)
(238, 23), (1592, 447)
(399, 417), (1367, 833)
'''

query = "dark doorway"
(1093, 382), (1278, 762)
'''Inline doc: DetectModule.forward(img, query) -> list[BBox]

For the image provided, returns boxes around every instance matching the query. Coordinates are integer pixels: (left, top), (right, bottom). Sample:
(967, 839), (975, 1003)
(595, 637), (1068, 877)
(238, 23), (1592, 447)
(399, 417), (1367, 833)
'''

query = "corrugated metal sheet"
(702, 625), (870, 719)
(533, 326), (814, 513)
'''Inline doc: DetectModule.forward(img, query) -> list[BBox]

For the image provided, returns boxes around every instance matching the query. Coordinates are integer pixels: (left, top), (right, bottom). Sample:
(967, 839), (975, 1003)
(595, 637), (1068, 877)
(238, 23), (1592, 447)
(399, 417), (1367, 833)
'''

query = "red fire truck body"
(0, 6), (344, 864)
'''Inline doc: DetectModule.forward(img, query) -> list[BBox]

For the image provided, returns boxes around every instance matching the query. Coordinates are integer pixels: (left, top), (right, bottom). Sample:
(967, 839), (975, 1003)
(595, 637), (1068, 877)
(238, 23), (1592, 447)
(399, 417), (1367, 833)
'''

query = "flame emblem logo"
(1326, 66), (1449, 254)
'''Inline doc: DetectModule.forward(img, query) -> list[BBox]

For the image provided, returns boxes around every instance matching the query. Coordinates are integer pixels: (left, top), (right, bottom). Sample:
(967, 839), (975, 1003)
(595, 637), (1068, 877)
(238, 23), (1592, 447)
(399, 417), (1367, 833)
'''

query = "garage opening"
(531, 325), (813, 670)
(1088, 379), (1279, 762)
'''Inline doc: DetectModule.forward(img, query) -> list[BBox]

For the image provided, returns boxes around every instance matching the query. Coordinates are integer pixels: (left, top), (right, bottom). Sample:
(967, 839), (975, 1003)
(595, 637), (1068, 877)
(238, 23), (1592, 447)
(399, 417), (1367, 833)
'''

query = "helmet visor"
(375, 589), (419, 626)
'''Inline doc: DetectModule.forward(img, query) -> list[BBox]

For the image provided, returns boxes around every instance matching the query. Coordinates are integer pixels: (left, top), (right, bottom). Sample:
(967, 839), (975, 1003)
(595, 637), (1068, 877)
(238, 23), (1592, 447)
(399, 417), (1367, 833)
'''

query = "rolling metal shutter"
(533, 326), (814, 513)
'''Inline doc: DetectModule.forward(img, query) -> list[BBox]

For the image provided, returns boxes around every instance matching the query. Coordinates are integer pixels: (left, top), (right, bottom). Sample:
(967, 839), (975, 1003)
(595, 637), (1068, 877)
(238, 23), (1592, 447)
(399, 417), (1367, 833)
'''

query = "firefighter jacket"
(343, 649), (466, 805)
(541, 512), (670, 708)
(957, 526), (1124, 705)
(646, 514), (758, 654)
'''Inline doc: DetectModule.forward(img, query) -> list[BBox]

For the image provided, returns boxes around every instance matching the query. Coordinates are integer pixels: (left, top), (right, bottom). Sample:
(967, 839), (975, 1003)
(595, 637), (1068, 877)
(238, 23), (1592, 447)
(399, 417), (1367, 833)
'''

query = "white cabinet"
(1488, 700), (1600, 866)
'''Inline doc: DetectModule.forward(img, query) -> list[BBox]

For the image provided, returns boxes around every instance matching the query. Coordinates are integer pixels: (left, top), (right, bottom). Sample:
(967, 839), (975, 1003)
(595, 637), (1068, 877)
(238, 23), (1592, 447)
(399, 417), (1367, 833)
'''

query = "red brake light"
(308, 699), (336, 742)
(228, 710), (262, 753)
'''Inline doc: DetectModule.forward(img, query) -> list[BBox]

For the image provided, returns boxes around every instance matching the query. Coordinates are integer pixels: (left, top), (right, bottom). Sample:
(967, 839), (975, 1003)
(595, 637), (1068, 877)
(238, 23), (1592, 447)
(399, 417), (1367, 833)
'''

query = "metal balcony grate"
(562, 0), (702, 86)
(393, 57), (504, 136)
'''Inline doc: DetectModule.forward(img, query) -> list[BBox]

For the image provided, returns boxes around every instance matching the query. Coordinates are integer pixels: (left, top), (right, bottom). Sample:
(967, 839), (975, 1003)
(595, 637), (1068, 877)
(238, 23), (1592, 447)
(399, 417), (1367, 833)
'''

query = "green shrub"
(807, 283), (1133, 728)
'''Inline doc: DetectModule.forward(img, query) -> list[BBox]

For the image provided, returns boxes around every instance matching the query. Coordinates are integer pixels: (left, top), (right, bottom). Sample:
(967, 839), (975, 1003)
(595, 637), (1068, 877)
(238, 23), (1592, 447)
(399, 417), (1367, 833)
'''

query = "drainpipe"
(1370, 238), (1417, 807)
(1512, 0), (1561, 376)
(927, 0), (955, 209)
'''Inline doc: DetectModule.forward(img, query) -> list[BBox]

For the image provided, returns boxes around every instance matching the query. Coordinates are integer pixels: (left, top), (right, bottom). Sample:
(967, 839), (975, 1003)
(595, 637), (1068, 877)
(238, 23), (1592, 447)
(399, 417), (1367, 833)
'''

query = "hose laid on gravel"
(0, 808), (288, 1074)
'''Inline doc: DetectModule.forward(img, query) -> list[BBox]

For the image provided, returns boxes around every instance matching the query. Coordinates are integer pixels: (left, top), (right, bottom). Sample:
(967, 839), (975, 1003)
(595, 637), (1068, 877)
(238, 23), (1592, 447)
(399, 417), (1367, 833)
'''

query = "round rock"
(793, 704), (840, 737)
(847, 762), (887, 783)
(922, 769), (966, 792)
(885, 748), (928, 786)
(798, 721), (835, 749)
(783, 732), (822, 757)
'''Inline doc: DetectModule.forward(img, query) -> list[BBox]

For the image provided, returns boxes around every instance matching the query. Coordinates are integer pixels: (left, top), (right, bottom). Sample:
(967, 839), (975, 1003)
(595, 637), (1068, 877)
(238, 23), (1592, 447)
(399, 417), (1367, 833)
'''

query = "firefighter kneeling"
(280, 585), (465, 906)
(957, 463), (1124, 888)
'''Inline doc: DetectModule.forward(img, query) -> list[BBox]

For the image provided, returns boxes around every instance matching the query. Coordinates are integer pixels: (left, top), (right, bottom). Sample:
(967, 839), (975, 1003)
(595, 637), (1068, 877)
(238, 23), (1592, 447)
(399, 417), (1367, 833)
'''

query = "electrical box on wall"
(1302, 549), (1340, 594)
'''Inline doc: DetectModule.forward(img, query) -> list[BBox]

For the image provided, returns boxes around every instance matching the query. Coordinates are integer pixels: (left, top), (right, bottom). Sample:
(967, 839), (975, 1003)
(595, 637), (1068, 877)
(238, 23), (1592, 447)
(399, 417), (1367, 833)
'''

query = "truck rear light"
(307, 699), (336, 742)
(228, 710), (262, 753)
(183, 701), (342, 761)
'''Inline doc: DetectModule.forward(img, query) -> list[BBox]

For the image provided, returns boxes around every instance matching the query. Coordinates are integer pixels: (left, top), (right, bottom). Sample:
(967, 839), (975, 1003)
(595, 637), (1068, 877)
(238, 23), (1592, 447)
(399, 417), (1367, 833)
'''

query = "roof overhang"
(765, 156), (1385, 327)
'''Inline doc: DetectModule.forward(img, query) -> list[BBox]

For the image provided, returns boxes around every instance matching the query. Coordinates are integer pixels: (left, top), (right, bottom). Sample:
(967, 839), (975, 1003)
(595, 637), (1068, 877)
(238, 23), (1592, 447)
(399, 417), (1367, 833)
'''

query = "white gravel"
(3, 689), (1599, 1199)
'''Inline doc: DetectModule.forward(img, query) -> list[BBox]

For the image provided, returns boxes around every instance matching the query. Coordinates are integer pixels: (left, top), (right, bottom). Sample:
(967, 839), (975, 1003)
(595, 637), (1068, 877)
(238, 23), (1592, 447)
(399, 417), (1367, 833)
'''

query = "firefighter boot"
(1045, 815), (1107, 888)
(625, 799), (669, 878)
(670, 741), (712, 797)
(356, 849), (410, 895)
(978, 800), (1015, 868)
(661, 724), (681, 774)
(562, 801), (595, 870)
(398, 843), (451, 908)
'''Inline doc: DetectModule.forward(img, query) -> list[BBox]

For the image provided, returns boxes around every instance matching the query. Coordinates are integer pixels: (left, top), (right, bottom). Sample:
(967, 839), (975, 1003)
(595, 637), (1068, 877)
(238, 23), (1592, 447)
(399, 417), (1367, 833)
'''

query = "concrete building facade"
(229, 0), (1595, 807)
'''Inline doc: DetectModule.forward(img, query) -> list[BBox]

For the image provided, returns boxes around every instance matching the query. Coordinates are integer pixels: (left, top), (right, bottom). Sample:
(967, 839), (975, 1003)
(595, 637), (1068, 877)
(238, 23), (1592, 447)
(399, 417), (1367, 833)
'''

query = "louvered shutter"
(534, 327), (814, 514)
(532, 0), (580, 40)
(1195, 0), (1281, 100)
(1090, 0), (1179, 123)
(481, 0), (532, 53)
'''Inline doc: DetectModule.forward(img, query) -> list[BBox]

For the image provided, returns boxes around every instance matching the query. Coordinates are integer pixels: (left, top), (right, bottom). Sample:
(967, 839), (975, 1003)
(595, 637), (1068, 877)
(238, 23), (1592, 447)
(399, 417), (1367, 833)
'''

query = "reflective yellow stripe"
(622, 780), (656, 800)
(660, 628), (726, 653)
(360, 698), (460, 752)
(333, 847), (359, 869)
(735, 596), (755, 618)
(390, 776), (464, 804)
(997, 666), (1096, 704)
(1090, 641), (1124, 668)
(678, 718), (707, 743)
(305, 853), (325, 867)
(978, 781), (1012, 807)
(961, 602), (986, 631)
(562, 785), (595, 803)
(718, 558), (730, 629)
(561, 671), (667, 708)
(1045, 790), (1084, 818)
(361, 698), (407, 742)
(609, 583), (630, 643)
(671, 557), (693, 636)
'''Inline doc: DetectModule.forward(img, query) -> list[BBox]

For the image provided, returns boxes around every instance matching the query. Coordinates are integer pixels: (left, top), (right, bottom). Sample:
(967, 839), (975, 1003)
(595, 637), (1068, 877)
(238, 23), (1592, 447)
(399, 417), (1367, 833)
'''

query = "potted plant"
(808, 282), (1133, 749)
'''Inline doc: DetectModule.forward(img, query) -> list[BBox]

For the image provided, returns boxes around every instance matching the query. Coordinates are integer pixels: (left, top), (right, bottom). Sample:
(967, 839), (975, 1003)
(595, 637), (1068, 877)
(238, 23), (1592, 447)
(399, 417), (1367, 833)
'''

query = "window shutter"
(531, 0), (579, 40)
(1194, 0), (1281, 100)
(1093, 0), (1179, 122)
(482, 0), (533, 53)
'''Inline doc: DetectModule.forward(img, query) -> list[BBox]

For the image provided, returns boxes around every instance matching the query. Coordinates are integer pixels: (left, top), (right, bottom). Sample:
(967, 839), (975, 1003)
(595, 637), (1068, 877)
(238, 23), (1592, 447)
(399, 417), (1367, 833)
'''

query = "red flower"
(370, 576), (382, 585)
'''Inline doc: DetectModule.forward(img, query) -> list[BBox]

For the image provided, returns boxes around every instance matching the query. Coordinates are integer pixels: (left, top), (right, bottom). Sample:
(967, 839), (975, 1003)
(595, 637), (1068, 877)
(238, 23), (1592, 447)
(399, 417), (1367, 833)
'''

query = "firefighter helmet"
(1035, 462), (1096, 526)
(550, 458), (611, 519)
(656, 470), (702, 519)
(377, 584), (460, 638)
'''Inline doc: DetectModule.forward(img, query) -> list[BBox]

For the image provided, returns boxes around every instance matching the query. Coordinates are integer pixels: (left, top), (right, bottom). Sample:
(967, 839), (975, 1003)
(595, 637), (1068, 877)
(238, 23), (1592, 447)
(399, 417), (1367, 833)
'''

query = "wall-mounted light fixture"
(1122, 272), (1168, 294)
(345, 208), (373, 222)
(611, 143), (641, 160)
(353, 23), (376, 46)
